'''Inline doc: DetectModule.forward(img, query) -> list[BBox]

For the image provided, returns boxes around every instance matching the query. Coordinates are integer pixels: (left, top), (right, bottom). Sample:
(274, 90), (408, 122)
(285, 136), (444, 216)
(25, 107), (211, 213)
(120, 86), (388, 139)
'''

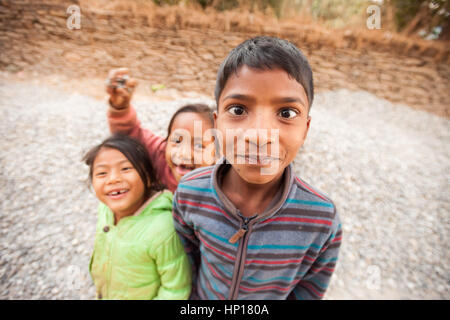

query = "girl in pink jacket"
(106, 68), (216, 192)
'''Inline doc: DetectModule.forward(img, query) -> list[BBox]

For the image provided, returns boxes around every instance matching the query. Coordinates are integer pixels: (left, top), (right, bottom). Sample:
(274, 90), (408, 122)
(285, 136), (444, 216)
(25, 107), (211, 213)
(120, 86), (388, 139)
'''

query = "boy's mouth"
(106, 188), (129, 199)
(236, 154), (279, 166)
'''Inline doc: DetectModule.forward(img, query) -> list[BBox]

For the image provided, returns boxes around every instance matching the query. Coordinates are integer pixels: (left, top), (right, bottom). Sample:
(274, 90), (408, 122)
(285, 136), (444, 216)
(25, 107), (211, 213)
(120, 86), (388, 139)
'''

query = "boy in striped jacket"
(172, 36), (342, 300)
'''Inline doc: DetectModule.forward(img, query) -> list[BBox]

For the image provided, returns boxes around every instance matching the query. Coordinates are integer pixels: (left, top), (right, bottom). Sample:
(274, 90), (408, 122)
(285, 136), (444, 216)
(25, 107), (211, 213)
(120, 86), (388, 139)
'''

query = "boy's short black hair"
(215, 36), (314, 110)
(83, 133), (164, 198)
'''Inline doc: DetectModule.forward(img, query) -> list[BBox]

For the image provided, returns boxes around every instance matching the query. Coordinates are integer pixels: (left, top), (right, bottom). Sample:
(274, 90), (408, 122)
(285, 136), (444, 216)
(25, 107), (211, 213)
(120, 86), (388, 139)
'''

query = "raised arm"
(105, 68), (168, 176)
(105, 68), (154, 140)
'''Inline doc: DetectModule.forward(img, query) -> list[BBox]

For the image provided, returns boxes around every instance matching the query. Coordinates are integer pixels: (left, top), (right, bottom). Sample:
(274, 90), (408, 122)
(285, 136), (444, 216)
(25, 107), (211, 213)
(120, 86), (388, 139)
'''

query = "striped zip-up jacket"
(172, 159), (342, 300)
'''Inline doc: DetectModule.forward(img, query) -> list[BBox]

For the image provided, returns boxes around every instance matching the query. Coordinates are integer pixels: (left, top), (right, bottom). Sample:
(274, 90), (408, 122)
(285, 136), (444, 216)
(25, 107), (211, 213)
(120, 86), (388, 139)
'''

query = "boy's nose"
(244, 122), (276, 146)
(251, 110), (275, 130)
(244, 130), (270, 147)
(243, 111), (279, 150)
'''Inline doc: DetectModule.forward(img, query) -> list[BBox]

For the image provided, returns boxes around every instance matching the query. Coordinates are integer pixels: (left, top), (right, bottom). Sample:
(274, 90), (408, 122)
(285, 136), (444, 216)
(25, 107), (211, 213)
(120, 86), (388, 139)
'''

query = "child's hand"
(106, 68), (138, 110)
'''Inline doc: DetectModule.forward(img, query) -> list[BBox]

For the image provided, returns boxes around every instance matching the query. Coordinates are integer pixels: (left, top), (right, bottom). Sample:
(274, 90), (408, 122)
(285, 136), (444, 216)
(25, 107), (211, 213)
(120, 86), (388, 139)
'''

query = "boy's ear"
(303, 116), (311, 140)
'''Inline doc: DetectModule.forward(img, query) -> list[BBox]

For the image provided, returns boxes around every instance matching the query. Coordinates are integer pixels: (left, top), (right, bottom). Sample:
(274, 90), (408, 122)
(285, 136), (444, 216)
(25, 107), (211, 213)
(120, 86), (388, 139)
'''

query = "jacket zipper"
(228, 212), (256, 300)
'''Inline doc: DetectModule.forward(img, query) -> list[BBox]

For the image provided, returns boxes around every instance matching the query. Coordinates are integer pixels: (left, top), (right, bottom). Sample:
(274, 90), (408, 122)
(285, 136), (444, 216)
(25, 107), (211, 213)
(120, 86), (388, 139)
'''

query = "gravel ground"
(0, 78), (449, 300)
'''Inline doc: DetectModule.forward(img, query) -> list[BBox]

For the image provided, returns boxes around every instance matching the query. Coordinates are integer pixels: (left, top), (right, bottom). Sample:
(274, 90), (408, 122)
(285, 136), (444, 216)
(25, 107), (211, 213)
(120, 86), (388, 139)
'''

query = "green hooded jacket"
(89, 190), (191, 299)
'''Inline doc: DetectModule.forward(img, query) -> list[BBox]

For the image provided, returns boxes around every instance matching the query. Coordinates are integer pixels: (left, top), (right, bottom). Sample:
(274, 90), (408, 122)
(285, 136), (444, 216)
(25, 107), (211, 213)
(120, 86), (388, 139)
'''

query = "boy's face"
(215, 66), (311, 185)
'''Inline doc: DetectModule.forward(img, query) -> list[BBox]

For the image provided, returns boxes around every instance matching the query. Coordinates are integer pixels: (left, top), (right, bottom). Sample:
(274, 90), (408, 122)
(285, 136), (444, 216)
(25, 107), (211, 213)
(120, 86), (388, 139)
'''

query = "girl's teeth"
(110, 190), (127, 195)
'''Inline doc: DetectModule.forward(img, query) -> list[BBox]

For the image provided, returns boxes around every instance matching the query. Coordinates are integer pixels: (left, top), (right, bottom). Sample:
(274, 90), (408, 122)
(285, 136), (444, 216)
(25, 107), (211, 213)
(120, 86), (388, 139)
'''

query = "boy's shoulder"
(290, 175), (339, 226)
(292, 176), (335, 205)
(177, 165), (215, 189)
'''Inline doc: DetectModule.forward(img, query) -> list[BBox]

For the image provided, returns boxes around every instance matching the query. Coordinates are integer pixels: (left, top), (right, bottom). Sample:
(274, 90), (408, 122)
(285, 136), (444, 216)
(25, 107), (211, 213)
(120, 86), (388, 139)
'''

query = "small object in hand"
(106, 74), (130, 89)
(115, 75), (129, 88)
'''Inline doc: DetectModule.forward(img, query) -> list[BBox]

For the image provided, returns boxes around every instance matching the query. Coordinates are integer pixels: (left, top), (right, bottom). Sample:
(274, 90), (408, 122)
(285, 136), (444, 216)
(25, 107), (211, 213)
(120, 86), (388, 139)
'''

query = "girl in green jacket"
(83, 134), (191, 300)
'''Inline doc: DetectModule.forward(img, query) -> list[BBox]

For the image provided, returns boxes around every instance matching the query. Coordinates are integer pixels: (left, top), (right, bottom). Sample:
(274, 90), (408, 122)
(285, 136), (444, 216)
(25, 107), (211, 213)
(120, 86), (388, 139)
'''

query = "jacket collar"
(211, 157), (294, 222)
(104, 189), (171, 227)
(132, 189), (171, 217)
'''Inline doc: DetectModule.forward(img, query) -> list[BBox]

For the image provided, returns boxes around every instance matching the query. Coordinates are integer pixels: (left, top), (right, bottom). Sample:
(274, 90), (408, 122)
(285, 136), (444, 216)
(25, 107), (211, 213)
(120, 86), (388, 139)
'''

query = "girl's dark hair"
(82, 133), (164, 199)
(215, 36), (314, 111)
(165, 103), (214, 139)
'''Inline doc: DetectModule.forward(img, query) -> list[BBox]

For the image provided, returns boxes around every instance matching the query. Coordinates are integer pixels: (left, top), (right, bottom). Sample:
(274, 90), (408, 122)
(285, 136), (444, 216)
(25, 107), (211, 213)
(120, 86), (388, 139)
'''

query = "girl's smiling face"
(92, 147), (147, 220)
(165, 112), (215, 182)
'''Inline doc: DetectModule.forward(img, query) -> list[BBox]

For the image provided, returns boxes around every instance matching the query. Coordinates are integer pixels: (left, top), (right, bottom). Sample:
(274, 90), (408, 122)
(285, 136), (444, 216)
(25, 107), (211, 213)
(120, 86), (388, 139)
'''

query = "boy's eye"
(228, 105), (246, 116)
(278, 108), (299, 119)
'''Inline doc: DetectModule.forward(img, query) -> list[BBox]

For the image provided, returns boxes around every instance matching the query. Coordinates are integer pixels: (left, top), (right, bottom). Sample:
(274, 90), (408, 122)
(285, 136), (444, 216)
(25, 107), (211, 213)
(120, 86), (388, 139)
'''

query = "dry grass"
(78, 0), (449, 62)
